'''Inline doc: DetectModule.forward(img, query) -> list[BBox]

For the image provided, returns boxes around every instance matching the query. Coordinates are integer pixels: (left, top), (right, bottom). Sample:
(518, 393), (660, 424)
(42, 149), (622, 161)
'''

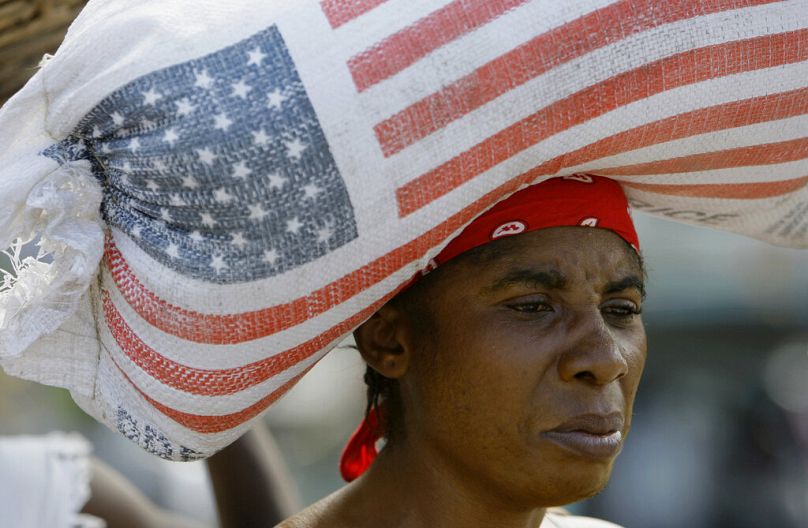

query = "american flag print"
(22, 0), (808, 459)
(46, 25), (357, 284)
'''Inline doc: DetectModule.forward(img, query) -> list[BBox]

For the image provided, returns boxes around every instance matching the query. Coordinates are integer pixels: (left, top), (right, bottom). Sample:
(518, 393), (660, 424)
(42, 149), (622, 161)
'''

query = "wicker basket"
(0, 0), (87, 106)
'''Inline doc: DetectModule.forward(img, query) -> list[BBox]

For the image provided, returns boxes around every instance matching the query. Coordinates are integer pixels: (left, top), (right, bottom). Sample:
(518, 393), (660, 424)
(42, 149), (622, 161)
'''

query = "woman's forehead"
(445, 227), (643, 293)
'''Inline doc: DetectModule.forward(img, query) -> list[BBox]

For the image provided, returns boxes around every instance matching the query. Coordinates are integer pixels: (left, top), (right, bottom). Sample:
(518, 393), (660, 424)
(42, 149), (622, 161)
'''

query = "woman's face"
(396, 226), (647, 507)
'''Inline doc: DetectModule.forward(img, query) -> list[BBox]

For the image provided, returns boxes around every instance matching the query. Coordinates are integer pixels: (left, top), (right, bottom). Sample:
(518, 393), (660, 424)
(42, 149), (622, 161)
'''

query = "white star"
(267, 173), (288, 189)
(176, 98), (195, 116)
(189, 230), (205, 242)
(110, 112), (125, 126)
(152, 159), (167, 171)
(160, 208), (172, 222)
(267, 89), (287, 110)
(230, 232), (247, 248)
(163, 128), (179, 145)
(248, 204), (269, 221)
(195, 69), (214, 89)
(247, 47), (267, 66)
(146, 180), (160, 191)
(196, 147), (217, 165)
(129, 137), (141, 152)
(316, 226), (333, 244)
(213, 112), (232, 131)
(166, 242), (180, 259)
(92, 125), (102, 138)
(143, 88), (161, 105)
(252, 129), (271, 146)
(181, 175), (199, 188)
(285, 138), (307, 160)
(210, 254), (227, 273)
(302, 183), (323, 200)
(141, 117), (155, 128)
(286, 217), (303, 234)
(231, 79), (252, 99)
(262, 249), (278, 264)
(200, 212), (216, 227)
(213, 188), (232, 202)
(231, 161), (252, 179)
(121, 161), (132, 172)
(131, 225), (142, 238)
(100, 143), (111, 153)
(170, 194), (185, 206)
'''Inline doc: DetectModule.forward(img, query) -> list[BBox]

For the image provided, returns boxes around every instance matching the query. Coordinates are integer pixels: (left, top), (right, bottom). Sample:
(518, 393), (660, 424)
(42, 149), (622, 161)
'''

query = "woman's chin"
(522, 462), (615, 507)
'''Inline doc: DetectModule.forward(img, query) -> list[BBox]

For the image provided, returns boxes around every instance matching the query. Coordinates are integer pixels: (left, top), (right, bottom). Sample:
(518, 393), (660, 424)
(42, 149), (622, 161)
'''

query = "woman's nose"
(557, 310), (628, 385)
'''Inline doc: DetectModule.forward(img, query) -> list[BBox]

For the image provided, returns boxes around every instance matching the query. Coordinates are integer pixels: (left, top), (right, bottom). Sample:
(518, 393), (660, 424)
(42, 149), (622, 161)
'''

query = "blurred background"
(1, 2), (807, 527)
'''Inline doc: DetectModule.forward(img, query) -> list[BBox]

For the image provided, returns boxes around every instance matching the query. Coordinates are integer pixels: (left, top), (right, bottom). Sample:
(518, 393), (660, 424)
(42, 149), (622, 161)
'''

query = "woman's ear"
(353, 303), (410, 379)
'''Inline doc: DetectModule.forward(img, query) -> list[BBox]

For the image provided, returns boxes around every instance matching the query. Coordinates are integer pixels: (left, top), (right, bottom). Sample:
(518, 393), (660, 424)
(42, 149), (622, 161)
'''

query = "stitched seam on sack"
(88, 264), (104, 398)
(38, 65), (59, 142)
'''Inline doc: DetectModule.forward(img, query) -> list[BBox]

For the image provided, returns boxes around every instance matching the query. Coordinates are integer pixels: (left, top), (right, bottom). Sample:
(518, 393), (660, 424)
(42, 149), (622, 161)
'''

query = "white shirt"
(542, 510), (624, 528)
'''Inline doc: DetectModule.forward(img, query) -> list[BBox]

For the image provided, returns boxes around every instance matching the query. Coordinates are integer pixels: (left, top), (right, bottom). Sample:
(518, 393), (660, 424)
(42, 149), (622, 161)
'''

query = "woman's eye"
(602, 303), (642, 318)
(508, 301), (553, 313)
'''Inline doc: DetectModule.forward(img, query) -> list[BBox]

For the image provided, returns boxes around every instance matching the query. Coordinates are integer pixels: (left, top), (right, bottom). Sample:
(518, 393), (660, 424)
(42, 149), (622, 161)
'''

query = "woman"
(280, 176), (646, 528)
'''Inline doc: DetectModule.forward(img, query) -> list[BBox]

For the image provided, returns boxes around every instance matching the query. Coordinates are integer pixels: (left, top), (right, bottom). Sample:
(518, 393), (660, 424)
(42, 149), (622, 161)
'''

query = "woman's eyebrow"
(604, 275), (646, 299)
(485, 268), (568, 294)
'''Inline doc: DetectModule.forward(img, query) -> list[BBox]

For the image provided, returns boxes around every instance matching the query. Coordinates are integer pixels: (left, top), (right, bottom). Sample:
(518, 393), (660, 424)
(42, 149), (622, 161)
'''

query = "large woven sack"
(1, 0), (806, 459)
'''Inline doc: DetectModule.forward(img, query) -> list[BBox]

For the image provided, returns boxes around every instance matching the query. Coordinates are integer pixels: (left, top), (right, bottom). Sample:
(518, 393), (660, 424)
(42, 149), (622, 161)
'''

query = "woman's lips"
(541, 413), (625, 458)
(541, 429), (623, 459)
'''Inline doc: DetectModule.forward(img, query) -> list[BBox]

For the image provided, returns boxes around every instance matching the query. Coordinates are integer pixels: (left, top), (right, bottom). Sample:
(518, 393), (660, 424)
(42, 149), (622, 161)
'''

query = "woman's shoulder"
(542, 509), (624, 528)
(274, 488), (354, 528)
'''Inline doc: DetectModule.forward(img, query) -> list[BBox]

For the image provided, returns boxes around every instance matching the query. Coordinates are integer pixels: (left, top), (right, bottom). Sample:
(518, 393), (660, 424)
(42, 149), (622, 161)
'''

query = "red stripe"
(320, 0), (388, 28)
(375, 0), (782, 156)
(595, 137), (808, 176)
(106, 237), (390, 345)
(559, 87), (808, 169)
(396, 29), (808, 216)
(107, 87), (808, 345)
(110, 351), (313, 434)
(349, 0), (530, 92)
(621, 176), (808, 199)
(101, 288), (390, 396)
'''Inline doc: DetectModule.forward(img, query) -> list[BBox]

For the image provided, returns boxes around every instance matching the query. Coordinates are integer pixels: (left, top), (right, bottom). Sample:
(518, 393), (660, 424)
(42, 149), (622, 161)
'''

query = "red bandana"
(340, 175), (639, 482)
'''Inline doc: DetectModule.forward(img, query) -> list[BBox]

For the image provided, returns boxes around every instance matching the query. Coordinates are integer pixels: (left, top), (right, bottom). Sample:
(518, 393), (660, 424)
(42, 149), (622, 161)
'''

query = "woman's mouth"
(541, 413), (625, 459)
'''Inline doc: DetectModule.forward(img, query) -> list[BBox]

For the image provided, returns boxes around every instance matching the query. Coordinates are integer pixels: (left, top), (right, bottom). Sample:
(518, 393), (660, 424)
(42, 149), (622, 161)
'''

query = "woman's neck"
(338, 442), (547, 528)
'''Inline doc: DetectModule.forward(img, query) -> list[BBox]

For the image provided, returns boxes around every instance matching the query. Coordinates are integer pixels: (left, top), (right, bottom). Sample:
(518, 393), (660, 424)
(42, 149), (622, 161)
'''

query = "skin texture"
(279, 226), (647, 528)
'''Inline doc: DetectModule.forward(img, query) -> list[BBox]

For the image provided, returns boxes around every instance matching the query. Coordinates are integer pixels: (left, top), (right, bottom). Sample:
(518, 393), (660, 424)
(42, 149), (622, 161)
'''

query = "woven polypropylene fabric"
(1, 0), (807, 459)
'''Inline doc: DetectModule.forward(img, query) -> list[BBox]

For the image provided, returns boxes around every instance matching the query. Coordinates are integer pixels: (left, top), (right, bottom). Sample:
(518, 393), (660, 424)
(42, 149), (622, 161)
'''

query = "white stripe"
(384, 1), (808, 187)
(107, 224), (398, 313)
(101, 253), (419, 366)
(328, 0), (455, 54)
(95, 352), (248, 454)
(609, 158), (808, 185)
(566, 114), (808, 175)
(98, 315), (326, 415)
